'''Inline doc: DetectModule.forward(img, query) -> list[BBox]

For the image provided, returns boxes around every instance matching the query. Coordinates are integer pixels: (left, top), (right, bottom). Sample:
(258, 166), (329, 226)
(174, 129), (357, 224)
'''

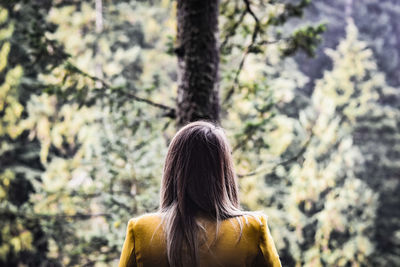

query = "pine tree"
(285, 19), (400, 266)
(239, 19), (400, 266)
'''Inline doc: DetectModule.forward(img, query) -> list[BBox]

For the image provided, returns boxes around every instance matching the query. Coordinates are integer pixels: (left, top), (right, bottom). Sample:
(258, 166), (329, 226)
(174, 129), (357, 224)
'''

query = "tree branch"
(219, 9), (247, 52)
(64, 61), (176, 118)
(221, 0), (295, 106)
(110, 196), (133, 211)
(243, 0), (261, 36)
(237, 121), (316, 178)
(232, 118), (272, 153)
(222, 0), (261, 105)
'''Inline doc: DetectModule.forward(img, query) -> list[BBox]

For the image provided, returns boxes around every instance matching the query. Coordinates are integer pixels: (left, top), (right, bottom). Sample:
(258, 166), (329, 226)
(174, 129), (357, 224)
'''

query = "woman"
(119, 120), (282, 267)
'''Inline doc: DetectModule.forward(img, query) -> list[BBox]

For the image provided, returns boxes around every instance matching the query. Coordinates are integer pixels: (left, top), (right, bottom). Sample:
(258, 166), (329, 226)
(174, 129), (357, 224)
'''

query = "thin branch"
(223, 0), (261, 105)
(222, 35), (291, 106)
(122, 90), (176, 116)
(232, 118), (272, 153)
(237, 119), (317, 178)
(223, 50), (249, 105)
(238, 131), (314, 178)
(220, 9), (247, 52)
(243, 0), (261, 36)
(256, 38), (289, 46)
(69, 190), (132, 198)
(110, 196), (133, 211)
(221, 0), (295, 106)
(65, 61), (176, 118)
(223, 39), (290, 106)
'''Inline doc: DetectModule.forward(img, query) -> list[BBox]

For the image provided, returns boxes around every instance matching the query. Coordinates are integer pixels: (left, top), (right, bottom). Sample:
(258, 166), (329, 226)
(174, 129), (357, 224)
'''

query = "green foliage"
(219, 0), (325, 59)
(281, 24), (327, 57)
(0, 6), (55, 266)
(268, 0), (311, 26)
(2, 0), (177, 265)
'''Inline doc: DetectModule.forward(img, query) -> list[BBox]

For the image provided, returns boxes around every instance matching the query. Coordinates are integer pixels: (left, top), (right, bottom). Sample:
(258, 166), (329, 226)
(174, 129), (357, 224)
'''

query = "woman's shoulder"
(126, 211), (269, 231)
(127, 212), (163, 230)
(233, 210), (268, 225)
(222, 211), (269, 234)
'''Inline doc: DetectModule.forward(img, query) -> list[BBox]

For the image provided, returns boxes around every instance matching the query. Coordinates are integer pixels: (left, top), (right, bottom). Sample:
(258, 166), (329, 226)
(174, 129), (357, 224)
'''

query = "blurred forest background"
(0, 0), (399, 266)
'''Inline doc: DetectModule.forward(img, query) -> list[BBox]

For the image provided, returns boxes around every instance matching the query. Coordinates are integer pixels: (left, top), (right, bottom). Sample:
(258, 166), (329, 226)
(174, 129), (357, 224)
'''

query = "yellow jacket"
(118, 213), (282, 267)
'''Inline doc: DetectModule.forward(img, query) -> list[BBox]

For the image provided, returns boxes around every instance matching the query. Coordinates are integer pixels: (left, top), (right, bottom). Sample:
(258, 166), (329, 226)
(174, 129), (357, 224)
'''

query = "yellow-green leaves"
(0, 10), (24, 140)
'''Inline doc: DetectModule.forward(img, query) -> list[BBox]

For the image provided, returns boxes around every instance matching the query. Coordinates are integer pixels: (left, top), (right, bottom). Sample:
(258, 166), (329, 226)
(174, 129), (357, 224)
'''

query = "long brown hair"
(159, 120), (250, 267)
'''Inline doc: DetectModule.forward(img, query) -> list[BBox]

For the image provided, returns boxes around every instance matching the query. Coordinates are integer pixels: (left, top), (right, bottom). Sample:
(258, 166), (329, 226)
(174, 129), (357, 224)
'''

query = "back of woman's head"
(161, 120), (239, 216)
(160, 120), (243, 267)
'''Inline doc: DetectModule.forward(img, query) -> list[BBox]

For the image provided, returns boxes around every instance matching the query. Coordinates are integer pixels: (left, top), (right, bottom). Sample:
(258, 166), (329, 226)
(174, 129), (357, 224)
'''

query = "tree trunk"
(345, 0), (353, 18)
(175, 0), (220, 128)
(95, 0), (103, 88)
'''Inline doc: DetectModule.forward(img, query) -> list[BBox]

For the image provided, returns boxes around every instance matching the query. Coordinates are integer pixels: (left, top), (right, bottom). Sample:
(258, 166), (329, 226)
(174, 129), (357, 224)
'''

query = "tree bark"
(95, 0), (103, 88)
(175, 0), (220, 128)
